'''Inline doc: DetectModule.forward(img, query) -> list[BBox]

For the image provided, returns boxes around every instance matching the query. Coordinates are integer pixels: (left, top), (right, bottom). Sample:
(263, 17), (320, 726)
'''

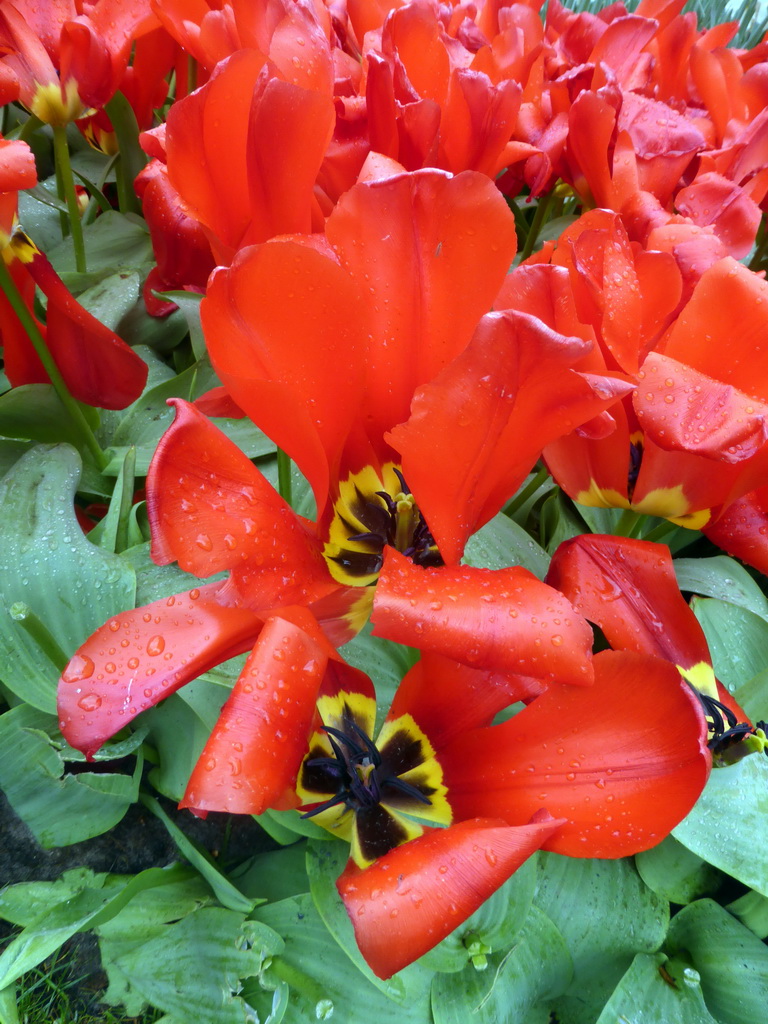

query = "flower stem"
(277, 448), (293, 506)
(519, 189), (555, 262)
(52, 124), (86, 273)
(505, 464), (551, 517)
(614, 508), (643, 537)
(0, 258), (107, 469)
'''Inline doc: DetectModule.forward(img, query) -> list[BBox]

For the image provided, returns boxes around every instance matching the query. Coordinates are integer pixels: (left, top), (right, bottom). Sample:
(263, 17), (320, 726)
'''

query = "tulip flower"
(180, 614), (710, 978)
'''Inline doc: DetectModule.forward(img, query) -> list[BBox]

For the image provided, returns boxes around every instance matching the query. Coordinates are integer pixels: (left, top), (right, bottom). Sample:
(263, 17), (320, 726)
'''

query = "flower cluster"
(0, 0), (757, 984)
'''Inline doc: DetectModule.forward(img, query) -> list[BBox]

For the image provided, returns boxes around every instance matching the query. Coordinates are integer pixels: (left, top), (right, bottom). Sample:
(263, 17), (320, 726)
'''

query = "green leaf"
(727, 889), (768, 940)
(88, 446), (136, 552)
(673, 755), (768, 897)
(635, 836), (725, 905)
(666, 899), (768, 1024)
(463, 511), (549, 579)
(0, 444), (135, 711)
(102, 906), (282, 1023)
(340, 624), (414, 724)
(233, 842), (311, 903)
(540, 490), (587, 554)
(47, 210), (154, 294)
(0, 867), (110, 928)
(675, 556), (768, 621)
(0, 986), (19, 1024)
(0, 705), (140, 846)
(533, 853), (669, 1024)
(140, 794), (257, 914)
(0, 383), (100, 449)
(431, 906), (572, 1024)
(692, 596), (768, 702)
(74, 270), (141, 331)
(254, 894), (432, 1023)
(595, 953), (720, 1024)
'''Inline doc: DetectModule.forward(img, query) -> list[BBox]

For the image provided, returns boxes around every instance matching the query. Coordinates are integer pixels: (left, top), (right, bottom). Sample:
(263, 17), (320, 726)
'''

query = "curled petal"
(389, 309), (632, 564)
(181, 614), (330, 815)
(441, 650), (711, 858)
(704, 487), (768, 576)
(372, 548), (594, 686)
(58, 581), (262, 758)
(546, 534), (712, 673)
(336, 813), (564, 979)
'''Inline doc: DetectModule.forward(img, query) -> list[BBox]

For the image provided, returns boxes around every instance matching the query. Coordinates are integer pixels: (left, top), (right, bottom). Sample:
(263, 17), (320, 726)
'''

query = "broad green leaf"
(233, 842), (311, 903)
(675, 556), (768, 621)
(103, 906), (282, 1023)
(0, 440), (34, 479)
(431, 906), (572, 1024)
(48, 210), (154, 293)
(0, 444), (135, 711)
(0, 867), (109, 927)
(0, 986), (18, 1024)
(305, 839), (431, 1001)
(666, 899), (768, 1024)
(692, 597), (768, 698)
(735, 667), (768, 726)
(140, 794), (257, 914)
(421, 856), (538, 973)
(0, 705), (140, 846)
(88, 446), (136, 552)
(635, 836), (724, 905)
(727, 889), (768, 939)
(540, 490), (587, 554)
(75, 269), (141, 330)
(534, 853), (669, 1024)
(254, 894), (432, 1023)
(117, 299), (188, 353)
(0, 384), (99, 450)
(673, 756), (768, 897)
(464, 511), (549, 580)
(595, 953), (719, 1024)
(573, 504), (627, 535)
(121, 540), (209, 606)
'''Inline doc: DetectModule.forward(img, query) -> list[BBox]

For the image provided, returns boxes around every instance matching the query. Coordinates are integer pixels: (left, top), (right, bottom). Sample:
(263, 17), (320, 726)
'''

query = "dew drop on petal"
(77, 693), (102, 712)
(62, 654), (95, 683)
(147, 635), (166, 657)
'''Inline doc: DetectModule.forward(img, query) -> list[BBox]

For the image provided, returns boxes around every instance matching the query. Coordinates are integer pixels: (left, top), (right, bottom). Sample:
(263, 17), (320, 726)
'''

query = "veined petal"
(388, 652), (544, 750)
(146, 399), (327, 596)
(181, 614), (330, 815)
(11, 234), (148, 409)
(442, 650), (711, 858)
(325, 170), (518, 446)
(201, 238), (366, 516)
(372, 549), (594, 686)
(58, 581), (262, 758)
(388, 309), (632, 563)
(336, 814), (564, 979)
(635, 353), (768, 463)
(546, 535), (712, 675)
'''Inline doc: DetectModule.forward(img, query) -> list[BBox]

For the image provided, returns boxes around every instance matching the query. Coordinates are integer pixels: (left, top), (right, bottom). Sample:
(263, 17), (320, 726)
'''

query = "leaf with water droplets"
(0, 444), (135, 712)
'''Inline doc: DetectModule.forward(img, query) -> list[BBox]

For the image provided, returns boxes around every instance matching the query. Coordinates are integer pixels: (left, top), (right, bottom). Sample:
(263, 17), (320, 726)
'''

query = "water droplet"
(77, 693), (102, 712)
(147, 635), (166, 657)
(62, 654), (95, 683)
(196, 533), (213, 551)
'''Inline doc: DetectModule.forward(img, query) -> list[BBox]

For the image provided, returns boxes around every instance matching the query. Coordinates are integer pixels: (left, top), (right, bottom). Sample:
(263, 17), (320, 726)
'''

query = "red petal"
(200, 239), (366, 516)
(441, 650), (711, 857)
(388, 652), (544, 750)
(181, 614), (330, 815)
(372, 548), (594, 686)
(24, 250), (148, 409)
(546, 534), (711, 670)
(147, 399), (334, 608)
(635, 352), (768, 463)
(336, 814), (563, 978)
(58, 581), (262, 758)
(389, 309), (632, 562)
(704, 487), (768, 576)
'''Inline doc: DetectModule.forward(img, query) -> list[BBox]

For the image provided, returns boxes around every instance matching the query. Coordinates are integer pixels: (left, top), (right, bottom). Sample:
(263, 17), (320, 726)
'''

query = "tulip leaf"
(253, 894), (432, 1023)
(233, 842), (311, 903)
(48, 210), (154, 293)
(665, 899), (768, 1024)
(533, 853), (669, 1024)
(340, 624), (415, 723)
(0, 705), (141, 846)
(101, 906), (281, 1022)
(430, 906), (572, 1024)
(75, 270), (141, 331)
(0, 444), (136, 711)
(727, 889), (768, 939)
(595, 953), (720, 1024)
(0, 383), (100, 449)
(464, 510), (549, 579)
(692, 596), (768, 707)
(675, 556), (768, 621)
(635, 836), (725, 905)
(673, 755), (768, 897)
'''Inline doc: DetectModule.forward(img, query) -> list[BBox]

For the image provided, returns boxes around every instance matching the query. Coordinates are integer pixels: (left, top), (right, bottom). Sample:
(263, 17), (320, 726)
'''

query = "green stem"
(614, 508), (643, 537)
(505, 464), (550, 517)
(52, 124), (86, 273)
(104, 92), (146, 216)
(18, 113), (43, 144)
(519, 189), (555, 262)
(641, 519), (679, 545)
(0, 258), (107, 469)
(277, 448), (293, 506)
(269, 958), (329, 1006)
(9, 602), (68, 671)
